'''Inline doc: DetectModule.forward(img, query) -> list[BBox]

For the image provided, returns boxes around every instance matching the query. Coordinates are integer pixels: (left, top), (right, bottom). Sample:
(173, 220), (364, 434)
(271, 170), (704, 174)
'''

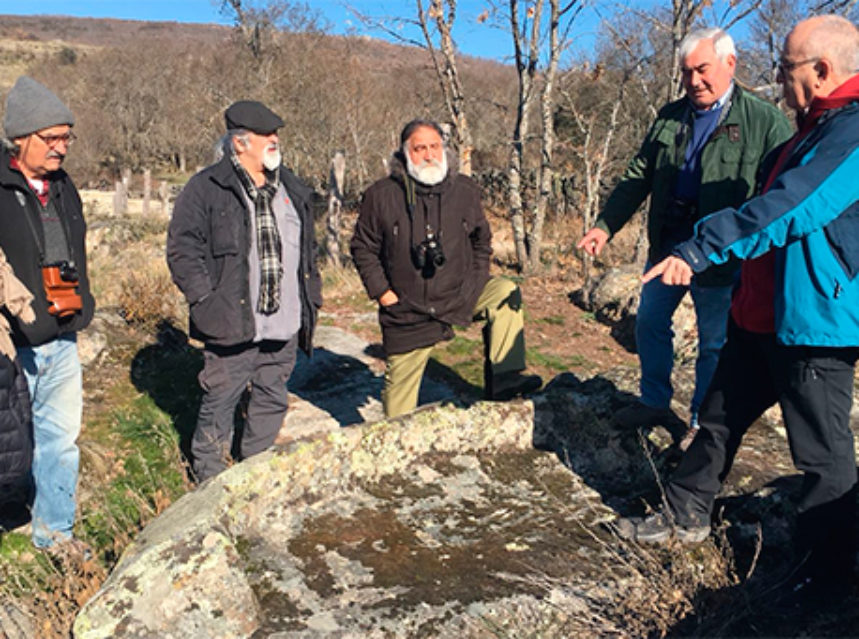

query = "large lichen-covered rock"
(75, 378), (723, 639)
(575, 264), (698, 363)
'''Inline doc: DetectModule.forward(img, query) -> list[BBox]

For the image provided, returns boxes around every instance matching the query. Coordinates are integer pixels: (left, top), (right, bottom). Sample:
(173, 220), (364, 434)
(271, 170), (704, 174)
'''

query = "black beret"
(224, 100), (284, 134)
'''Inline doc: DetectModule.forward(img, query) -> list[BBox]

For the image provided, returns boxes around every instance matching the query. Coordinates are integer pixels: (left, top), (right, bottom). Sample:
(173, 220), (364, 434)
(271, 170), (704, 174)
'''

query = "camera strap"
(403, 174), (425, 250)
(402, 173), (438, 242)
(18, 187), (47, 266)
(16, 182), (75, 268)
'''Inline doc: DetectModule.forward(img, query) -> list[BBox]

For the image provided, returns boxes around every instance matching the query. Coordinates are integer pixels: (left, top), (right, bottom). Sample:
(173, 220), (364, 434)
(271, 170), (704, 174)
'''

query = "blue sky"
(0, 0), (607, 62)
(2, 1), (759, 63)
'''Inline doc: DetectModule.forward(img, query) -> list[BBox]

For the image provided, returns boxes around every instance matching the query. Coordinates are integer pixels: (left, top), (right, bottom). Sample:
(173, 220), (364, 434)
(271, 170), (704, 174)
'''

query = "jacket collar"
(208, 151), (313, 206)
(800, 73), (859, 132)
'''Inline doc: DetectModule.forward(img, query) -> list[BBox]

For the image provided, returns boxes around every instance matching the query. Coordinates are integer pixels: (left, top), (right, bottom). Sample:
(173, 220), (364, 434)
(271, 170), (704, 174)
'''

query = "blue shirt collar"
(694, 82), (734, 115)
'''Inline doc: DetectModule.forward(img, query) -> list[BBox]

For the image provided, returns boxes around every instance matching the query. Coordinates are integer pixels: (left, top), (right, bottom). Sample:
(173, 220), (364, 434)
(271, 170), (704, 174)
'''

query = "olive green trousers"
(383, 276), (526, 418)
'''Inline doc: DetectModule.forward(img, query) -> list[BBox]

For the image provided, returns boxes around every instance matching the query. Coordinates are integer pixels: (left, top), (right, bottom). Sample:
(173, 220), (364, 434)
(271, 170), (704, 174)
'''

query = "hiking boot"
(614, 402), (679, 430)
(486, 371), (542, 401)
(623, 510), (710, 545)
(42, 537), (94, 561)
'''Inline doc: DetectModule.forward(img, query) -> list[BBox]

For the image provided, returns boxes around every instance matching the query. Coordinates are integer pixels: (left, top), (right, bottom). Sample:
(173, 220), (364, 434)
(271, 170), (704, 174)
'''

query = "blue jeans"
(635, 265), (732, 416)
(17, 334), (82, 548)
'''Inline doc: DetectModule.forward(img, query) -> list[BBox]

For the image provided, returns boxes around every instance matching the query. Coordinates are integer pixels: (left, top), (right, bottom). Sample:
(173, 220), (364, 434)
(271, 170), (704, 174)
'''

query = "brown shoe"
(487, 371), (543, 401)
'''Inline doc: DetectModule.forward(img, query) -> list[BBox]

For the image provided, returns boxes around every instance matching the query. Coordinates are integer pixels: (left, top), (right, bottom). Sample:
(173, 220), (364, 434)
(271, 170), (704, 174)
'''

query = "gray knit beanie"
(3, 76), (75, 139)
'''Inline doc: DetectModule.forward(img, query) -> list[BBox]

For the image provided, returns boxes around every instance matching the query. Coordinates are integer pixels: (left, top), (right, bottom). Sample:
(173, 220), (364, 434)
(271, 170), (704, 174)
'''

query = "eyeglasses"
(776, 57), (819, 76)
(33, 131), (77, 148)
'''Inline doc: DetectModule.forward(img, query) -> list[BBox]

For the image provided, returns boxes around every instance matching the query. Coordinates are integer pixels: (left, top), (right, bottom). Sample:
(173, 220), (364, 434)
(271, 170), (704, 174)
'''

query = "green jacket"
(596, 84), (792, 286)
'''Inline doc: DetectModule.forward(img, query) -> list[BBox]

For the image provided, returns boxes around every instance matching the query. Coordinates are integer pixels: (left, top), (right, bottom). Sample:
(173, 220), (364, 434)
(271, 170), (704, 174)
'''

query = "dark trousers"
(191, 338), (297, 482)
(667, 321), (858, 578)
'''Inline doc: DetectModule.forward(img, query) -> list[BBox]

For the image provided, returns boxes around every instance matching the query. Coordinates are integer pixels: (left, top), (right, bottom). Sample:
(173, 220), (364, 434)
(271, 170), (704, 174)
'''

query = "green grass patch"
(526, 347), (590, 372)
(537, 315), (565, 326)
(0, 344), (193, 611)
(427, 335), (486, 391)
(81, 396), (188, 552)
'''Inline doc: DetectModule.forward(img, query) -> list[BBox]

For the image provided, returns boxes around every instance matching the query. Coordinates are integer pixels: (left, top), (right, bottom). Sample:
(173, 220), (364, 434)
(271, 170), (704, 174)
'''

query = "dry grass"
(115, 264), (182, 328)
(0, 39), (100, 91)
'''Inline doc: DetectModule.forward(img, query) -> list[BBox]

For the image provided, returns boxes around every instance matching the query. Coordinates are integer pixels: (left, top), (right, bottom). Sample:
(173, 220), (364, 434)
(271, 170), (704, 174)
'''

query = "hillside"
(0, 13), (518, 187)
(0, 14), (231, 47)
(0, 13), (512, 90)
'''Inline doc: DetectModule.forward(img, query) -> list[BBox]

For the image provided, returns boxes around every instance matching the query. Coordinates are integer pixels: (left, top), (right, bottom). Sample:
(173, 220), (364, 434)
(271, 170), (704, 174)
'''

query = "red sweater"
(732, 75), (859, 332)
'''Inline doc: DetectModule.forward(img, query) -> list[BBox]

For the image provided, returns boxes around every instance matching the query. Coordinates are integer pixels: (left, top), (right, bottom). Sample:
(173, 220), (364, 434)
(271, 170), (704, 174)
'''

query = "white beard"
(263, 147), (282, 171)
(405, 149), (448, 186)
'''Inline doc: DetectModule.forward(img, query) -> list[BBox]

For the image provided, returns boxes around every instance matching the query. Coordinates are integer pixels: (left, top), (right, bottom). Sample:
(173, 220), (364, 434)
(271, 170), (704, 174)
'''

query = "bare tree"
(220, 0), (273, 59)
(560, 75), (628, 291)
(507, 0), (543, 270)
(326, 151), (347, 266)
(349, 1), (475, 175)
(615, 0), (764, 103)
(415, 0), (475, 175)
(527, 0), (582, 272)
(746, 0), (807, 100)
(813, 0), (859, 13)
(505, 0), (581, 273)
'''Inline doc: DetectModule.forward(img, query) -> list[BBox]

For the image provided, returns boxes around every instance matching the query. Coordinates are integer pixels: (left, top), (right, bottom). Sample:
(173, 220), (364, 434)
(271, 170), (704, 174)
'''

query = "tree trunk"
(417, 0), (474, 175)
(159, 180), (170, 216)
(113, 179), (128, 217)
(526, 0), (562, 274)
(142, 168), (151, 216)
(326, 151), (346, 267)
(507, 0), (543, 271)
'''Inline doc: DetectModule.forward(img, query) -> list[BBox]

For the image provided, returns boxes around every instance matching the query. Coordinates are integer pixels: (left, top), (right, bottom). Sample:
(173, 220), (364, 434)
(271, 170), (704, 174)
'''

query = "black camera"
(55, 261), (79, 282)
(412, 232), (446, 270)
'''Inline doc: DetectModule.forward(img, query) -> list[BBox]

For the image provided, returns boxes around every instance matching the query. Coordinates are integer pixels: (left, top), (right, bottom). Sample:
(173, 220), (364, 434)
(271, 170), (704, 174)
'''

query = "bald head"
(779, 14), (859, 112)
(788, 15), (859, 76)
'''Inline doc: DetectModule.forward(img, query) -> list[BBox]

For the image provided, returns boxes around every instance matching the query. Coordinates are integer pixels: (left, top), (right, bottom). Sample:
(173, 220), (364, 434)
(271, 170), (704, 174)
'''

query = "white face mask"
(405, 147), (448, 186)
(263, 145), (282, 171)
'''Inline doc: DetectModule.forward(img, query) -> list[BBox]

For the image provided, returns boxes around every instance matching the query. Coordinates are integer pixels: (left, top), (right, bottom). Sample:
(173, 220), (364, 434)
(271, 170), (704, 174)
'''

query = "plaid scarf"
(230, 151), (282, 314)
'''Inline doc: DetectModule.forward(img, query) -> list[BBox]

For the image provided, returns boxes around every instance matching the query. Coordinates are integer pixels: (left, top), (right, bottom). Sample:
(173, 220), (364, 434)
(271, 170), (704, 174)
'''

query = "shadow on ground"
(568, 285), (638, 354)
(662, 472), (859, 638)
(129, 321), (202, 465)
(130, 322), (486, 446)
(529, 370), (859, 637)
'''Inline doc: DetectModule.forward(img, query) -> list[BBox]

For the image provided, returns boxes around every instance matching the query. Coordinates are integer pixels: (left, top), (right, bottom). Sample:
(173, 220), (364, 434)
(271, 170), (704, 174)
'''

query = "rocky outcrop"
(74, 323), (859, 638)
(75, 373), (727, 639)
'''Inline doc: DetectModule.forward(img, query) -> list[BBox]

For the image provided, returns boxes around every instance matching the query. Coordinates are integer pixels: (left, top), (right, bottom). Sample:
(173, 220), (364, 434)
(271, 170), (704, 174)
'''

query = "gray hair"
(213, 128), (250, 162)
(679, 28), (736, 63)
(0, 137), (18, 154)
(801, 15), (859, 75)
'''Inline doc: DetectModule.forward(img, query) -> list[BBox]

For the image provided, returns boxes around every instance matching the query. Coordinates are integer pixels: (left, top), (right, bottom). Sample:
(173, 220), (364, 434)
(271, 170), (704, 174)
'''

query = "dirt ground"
(320, 258), (639, 390)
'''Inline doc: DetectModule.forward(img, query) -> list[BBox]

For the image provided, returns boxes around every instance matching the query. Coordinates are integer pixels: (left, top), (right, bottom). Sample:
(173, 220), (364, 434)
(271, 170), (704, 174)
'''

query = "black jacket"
(0, 353), (32, 490)
(350, 153), (491, 355)
(0, 147), (95, 346)
(166, 155), (321, 354)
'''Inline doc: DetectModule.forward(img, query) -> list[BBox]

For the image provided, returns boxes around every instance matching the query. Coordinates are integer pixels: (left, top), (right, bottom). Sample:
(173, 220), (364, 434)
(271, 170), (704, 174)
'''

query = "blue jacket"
(674, 91), (859, 347)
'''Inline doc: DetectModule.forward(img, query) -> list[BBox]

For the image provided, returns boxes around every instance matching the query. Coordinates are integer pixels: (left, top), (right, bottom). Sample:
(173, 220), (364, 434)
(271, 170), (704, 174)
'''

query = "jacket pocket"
(198, 350), (229, 392)
(211, 209), (240, 256)
(824, 202), (859, 280)
(190, 290), (230, 340)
